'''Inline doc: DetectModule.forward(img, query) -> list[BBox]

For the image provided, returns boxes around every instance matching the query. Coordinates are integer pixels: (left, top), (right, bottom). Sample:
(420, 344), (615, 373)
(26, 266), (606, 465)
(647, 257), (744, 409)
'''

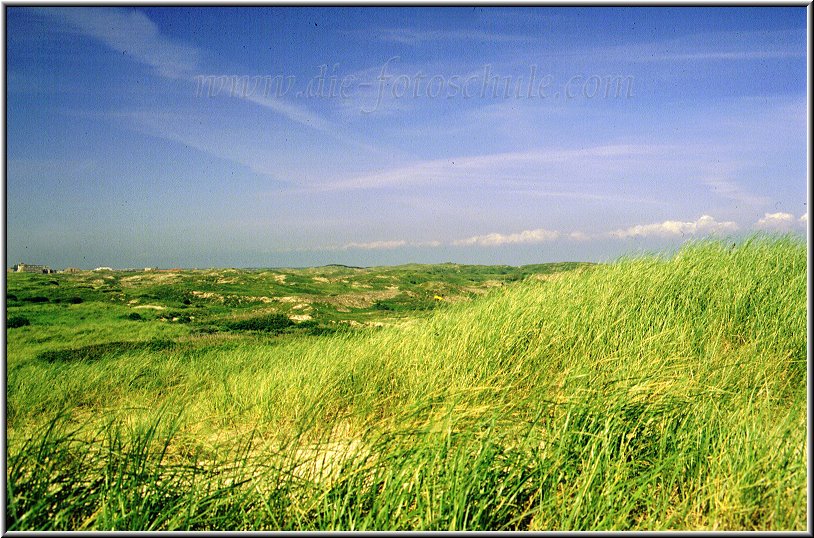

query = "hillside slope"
(6, 236), (807, 530)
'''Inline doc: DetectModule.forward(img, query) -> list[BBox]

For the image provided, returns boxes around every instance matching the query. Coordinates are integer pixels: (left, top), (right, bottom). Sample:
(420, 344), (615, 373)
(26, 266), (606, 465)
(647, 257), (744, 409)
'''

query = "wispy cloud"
(241, 93), (382, 153)
(244, 94), (333, 133)
(373, 28), (535, 45)
(702, 178), (770, 207)
(41, 8), (349, 143)
(453, 228), (560, 247)
(598, 29), (805, 64)
(39, 7), (200, 79)
(643, 50), (804, 62)
(317, 144), (668, 192)
(608, 215), (739, 239)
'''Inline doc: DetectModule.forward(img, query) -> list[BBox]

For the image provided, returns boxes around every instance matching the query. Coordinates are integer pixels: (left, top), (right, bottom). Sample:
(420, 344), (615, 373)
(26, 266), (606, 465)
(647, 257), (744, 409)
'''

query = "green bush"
(191, 325), (220, 335)
(373, 300), (393, 311)
(7, 316), (31, 329)
(36, 340), (176, 363)
(225, 313), (294, 333)
(161, 312), (191, 323)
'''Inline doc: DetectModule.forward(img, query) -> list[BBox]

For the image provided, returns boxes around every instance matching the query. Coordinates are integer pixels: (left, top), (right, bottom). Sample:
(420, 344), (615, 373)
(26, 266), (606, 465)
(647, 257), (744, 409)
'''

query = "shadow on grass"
(36, 340), (179, 363)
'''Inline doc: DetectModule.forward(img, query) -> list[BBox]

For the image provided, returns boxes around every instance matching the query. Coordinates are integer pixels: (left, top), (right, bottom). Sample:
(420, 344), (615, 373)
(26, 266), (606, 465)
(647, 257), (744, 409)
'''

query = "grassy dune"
(5, 235), (807, 530)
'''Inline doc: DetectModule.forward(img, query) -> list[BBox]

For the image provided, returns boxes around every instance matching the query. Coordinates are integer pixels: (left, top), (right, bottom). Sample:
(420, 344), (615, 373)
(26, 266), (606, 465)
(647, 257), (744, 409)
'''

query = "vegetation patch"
(160, 311), (192, 323)
(22, 296), (49, 303)
(224, 313), (294, 333)
(7, 316), (31, 329)
(36, 340), (178, 363)
(5, 238), (805, 530)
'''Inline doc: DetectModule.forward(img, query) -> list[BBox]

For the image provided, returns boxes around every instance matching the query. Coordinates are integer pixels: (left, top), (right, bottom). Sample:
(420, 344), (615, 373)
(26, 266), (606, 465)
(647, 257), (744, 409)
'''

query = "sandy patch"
(276, 296), (311, 304)
(133, 305), (165, 310)
(245, 296), (274, 303)
(192, 290), (225, 302)
(291, 425), (369, 485)
(321, 288), (400, 309)
(120, 272), (180, 285)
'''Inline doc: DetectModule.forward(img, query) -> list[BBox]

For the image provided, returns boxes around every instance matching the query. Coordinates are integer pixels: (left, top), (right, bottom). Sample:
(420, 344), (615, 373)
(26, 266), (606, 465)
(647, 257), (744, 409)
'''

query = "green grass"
(5, 235), (807, 530)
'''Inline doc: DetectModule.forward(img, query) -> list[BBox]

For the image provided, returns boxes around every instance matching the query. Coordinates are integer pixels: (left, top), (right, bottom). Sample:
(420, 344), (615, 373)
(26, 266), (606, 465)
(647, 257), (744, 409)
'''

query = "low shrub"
(161, 312), (192, 323)
(191, 325), (220, 335)
(37, 340), (177, 363)
(373, 300), (393, 311)
(7, 316), (31, 329)
(224, 313), (294, 333)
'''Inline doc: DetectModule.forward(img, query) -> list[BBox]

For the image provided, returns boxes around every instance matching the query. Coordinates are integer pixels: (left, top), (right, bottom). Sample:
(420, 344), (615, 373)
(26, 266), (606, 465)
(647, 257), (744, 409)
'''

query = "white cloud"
(318, 144), (668, 192)
(244, 94), (332, 133)
(799, 213), (807, 223)
(453, 228), (560, 247)
(41, 8), (200, 79)
(372, 28), (534, 45)
(340, 240), (407, 250)
(597, 29), (805, 64)
(333, 239), (443, 250)
(702, 178), (769, 207)
(326, 216), (746, 251)
(755, 212), (796, 231)
(609, 215), (739, 239)
(275, 213), (761, 253)
(42, 8), (348, 142)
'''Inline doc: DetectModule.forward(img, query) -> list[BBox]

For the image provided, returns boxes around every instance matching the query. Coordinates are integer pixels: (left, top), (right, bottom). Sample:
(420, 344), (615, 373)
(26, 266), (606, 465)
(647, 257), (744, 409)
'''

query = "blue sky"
(5, 7), (808, 268)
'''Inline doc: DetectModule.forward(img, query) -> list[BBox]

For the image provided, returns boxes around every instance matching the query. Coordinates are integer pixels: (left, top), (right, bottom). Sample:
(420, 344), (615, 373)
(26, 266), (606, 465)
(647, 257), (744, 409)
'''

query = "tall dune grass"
(5, 235), (807, 530)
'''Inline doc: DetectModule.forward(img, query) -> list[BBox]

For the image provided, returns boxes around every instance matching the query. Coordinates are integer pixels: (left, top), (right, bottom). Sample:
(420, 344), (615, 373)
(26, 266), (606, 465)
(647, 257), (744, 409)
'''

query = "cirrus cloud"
(38, 7), (200, 79)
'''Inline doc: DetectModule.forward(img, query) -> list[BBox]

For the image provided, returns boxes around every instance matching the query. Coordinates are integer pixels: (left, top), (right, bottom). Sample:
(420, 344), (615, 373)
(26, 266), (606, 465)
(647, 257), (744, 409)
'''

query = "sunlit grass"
(5, 235), (807, 530)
